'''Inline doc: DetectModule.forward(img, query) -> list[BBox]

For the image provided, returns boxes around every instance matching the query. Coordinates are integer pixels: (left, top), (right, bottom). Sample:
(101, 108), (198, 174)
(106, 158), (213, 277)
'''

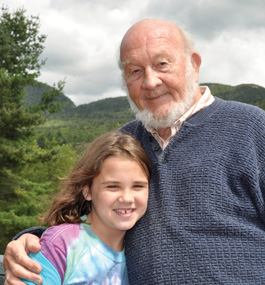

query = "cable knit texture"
(121, 97), (265, 284)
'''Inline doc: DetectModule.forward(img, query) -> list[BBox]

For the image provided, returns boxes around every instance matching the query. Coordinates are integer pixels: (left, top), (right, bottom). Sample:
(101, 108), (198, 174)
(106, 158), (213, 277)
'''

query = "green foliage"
(0, 143), (77, 253)
(0, 6), (64, 167)
(31, 96), (135, 148)
(0, 6), (69, 253)
(32, 83), (265, 148)
(1, 6), (265, 253)
(204, 83), (265, 109)
(25, 83), (75, 110)
(0, 6), (46, 83)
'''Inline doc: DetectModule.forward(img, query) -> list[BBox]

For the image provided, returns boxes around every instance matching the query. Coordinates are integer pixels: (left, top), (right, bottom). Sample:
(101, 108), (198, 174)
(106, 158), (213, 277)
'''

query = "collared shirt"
(147, 86), (215, 150)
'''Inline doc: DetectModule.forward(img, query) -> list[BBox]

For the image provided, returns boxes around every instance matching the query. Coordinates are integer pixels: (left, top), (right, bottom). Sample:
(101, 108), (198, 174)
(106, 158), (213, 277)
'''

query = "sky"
(1, 0), (265, 106)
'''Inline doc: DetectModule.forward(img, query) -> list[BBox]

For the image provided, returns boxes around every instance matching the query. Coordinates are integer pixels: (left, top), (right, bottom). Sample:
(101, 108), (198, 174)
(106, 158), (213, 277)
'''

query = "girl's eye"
(107, 185), (118, 189)
(133, 184), (147, 190)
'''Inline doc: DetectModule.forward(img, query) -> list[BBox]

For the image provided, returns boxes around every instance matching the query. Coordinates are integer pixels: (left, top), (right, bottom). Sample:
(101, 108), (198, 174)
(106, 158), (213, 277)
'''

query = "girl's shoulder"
(41, 223), (81, 246)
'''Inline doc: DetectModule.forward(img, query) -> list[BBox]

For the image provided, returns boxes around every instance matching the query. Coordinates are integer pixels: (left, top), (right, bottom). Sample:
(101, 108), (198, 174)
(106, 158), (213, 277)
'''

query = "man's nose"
(142, 68), (162, 90)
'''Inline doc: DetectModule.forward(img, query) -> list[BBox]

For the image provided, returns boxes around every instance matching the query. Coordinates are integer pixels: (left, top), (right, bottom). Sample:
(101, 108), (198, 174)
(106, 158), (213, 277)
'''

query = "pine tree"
(0, 6), (70, 253)
(0, 6), (63, 168)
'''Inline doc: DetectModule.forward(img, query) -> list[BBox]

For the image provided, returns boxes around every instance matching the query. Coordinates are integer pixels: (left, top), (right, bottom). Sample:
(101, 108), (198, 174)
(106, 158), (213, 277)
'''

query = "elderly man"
(4, 19), (265, 284)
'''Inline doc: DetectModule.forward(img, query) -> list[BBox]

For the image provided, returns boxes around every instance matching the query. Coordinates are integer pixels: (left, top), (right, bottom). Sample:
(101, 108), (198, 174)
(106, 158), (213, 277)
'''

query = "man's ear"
(83, 185), (92, 201)
(191, 52), (202, 83)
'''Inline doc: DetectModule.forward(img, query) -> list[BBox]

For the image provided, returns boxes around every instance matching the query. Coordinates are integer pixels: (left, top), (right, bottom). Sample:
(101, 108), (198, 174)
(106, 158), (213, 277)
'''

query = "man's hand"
(3, 234), (42, 285)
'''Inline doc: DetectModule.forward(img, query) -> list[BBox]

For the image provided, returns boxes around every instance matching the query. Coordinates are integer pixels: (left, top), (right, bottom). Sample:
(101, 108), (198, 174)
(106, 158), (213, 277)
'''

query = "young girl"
(22, 131), (151, 285)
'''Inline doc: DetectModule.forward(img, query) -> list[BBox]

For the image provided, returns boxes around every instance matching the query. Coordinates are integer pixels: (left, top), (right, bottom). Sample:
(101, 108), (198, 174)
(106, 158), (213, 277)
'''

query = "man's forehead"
(123, 24), (180, 45)
(121, 36), (182, 66)
(121, 25), (182, 54)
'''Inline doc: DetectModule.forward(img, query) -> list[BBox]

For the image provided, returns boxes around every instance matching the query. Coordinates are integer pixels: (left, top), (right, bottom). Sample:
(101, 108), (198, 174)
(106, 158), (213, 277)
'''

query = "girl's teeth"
(115, 209), (133, 214)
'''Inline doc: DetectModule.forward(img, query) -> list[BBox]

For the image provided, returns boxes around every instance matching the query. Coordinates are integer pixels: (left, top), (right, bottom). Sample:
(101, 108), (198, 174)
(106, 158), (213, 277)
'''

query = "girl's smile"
(83, 155), (149, 250)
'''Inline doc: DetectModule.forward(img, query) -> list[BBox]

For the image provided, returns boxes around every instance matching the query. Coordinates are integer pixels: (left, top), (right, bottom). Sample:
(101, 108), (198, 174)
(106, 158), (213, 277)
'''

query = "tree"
(0, 5), (65, 182)
(0, 6), (69, 253)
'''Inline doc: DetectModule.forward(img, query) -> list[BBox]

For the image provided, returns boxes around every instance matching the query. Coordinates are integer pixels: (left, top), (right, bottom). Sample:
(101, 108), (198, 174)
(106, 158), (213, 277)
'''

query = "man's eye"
(131, 69), (142, 79)
(126, 71), (141, 82)
(159, 62), (169, 69)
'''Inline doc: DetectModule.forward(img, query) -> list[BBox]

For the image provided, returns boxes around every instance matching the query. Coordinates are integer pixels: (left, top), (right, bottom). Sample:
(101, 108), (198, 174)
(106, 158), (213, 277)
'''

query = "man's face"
(120, 23), (201, 126)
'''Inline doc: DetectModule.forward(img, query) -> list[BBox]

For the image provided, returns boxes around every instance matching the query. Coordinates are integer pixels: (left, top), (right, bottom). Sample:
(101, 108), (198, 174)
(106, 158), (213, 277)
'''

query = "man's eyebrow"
(121, 60), (133, 68)
(121, 52), (171, 67)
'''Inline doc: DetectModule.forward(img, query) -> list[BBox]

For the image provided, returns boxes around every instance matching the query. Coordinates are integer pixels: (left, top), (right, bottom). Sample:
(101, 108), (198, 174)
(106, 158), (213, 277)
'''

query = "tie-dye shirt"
(22, 223), (129, 285)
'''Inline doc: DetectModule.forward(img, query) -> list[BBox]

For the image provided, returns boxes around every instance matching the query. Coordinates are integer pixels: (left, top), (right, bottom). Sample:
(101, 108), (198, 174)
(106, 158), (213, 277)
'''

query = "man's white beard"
(126, 59), (199, 130)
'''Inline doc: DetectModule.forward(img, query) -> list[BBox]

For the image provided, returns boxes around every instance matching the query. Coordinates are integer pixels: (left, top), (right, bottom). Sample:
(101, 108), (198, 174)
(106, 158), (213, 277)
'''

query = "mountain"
(57, 96), (133, 121)
(204, 83), (265, 110)
(25, 83), (265, 117)
(25, 83), (76, 111)
(24, 83), (265, 146)
(66, 83), (265, 116)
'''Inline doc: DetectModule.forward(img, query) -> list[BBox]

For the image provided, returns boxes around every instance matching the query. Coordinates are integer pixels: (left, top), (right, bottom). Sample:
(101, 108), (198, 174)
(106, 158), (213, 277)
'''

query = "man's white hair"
(117, 20), (199, 130)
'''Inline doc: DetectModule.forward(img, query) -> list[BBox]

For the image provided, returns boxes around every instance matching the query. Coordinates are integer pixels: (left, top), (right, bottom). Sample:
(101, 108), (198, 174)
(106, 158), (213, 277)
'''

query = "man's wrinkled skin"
(4, 234), (42, 285)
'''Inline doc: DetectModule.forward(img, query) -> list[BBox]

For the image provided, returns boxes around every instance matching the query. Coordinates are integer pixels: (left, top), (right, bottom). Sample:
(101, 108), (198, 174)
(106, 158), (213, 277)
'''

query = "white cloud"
(1, 0), (265, 105)
(198, 29), (265, 87)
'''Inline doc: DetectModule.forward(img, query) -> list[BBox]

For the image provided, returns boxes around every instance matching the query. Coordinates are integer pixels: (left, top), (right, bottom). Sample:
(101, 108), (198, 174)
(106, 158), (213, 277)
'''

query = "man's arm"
(12, 227), (46, 241)
(4, 228), (45, 285)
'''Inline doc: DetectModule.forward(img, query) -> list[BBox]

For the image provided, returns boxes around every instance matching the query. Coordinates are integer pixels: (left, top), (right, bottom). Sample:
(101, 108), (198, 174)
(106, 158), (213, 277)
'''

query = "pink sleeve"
(40, 224), (80, 281)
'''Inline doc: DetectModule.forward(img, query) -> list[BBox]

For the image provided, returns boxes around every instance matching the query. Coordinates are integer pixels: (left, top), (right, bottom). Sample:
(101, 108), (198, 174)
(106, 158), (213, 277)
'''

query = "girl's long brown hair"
(41, 131), (151, 227)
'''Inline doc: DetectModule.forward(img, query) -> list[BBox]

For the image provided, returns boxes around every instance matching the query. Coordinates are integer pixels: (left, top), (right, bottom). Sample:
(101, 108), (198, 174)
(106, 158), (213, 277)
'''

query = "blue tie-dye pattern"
(23, 223), (129, 285)
(63, 224), (128, 284)
(20, 251), (61, 285)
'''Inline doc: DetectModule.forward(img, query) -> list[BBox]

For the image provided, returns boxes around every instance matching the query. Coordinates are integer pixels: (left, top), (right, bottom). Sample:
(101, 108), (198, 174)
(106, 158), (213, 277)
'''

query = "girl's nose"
(118, 189), (134, 203)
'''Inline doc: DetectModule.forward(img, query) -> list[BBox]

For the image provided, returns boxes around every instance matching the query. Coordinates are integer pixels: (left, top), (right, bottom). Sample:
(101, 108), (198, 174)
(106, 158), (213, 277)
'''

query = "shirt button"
(153, 146), (159, 151)
(162, 157), (167, 164)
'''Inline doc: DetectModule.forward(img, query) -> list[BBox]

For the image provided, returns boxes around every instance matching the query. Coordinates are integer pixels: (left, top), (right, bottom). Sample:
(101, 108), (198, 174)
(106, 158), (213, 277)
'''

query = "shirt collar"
(147, 86), (214, 149)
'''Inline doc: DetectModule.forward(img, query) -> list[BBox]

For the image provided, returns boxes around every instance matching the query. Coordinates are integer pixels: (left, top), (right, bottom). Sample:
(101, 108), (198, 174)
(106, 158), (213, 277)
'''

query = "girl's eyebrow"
(101, 181), (148, 185)
(133, 181), (149, 185)
(101, 181), (120, 184)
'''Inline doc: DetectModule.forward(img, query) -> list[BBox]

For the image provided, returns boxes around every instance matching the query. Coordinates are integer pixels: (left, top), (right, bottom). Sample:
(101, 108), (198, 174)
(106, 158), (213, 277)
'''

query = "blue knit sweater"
(17, 97), (265, 284)
(121, 97), (265, 284)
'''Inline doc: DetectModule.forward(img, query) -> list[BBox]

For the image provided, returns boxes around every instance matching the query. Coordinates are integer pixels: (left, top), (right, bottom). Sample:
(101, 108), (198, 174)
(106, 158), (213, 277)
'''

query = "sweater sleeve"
(20, 251), (61, 285)
(254, 109), (265, 217)
(13, 227), (46, 240)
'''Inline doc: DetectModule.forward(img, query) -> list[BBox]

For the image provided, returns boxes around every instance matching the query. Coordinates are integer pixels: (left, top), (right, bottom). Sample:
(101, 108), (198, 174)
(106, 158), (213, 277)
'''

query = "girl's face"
(84, 156), (149, 243)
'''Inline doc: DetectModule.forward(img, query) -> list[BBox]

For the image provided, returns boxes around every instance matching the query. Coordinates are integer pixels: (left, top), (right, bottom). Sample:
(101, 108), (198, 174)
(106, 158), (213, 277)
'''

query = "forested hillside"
(30, 82), (265, 147)
(1, 4), (265, 257)
(1, 80), (265, 253)
(206, 83), (265, 110)
(25, 84), (75, 110)
(0, 7), (73, 254)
